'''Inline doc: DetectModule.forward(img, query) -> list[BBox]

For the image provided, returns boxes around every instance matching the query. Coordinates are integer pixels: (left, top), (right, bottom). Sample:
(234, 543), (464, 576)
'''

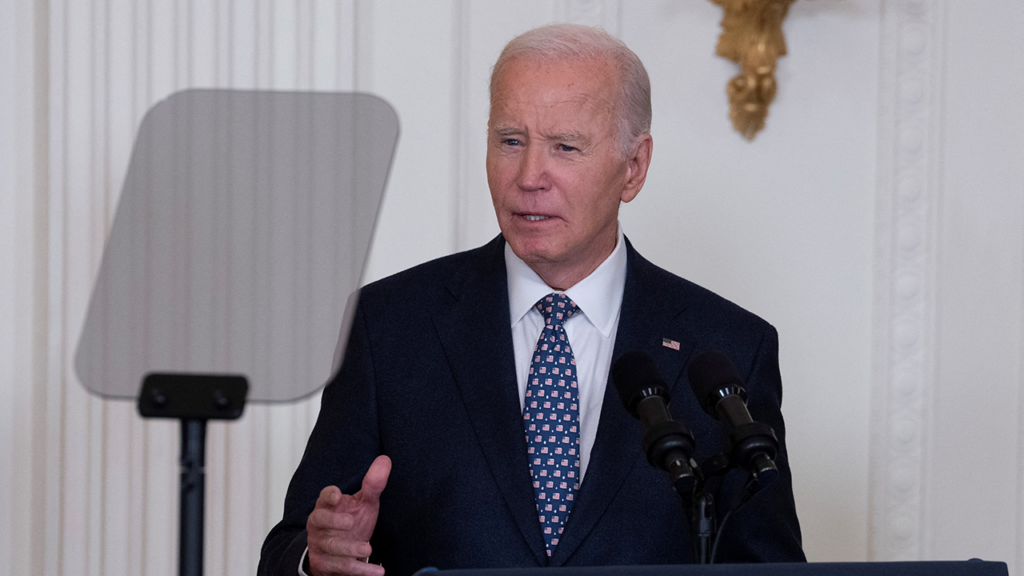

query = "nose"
(517, 145), (549, 191)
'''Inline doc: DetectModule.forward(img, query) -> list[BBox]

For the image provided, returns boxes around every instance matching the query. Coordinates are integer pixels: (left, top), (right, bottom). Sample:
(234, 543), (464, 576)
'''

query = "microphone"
(612, 351), (696, 495)
(686, 351), (779, 486)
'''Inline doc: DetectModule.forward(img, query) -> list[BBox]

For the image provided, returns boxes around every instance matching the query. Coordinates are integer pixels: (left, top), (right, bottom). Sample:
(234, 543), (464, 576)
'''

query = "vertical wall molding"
(30, 0), (51, 574)
(451, 0), (471, 253)
(870, 0), (946, 562)
(352, 0), (373, 92)
(1018, 222), (1024, 576)
(0, 0), (44, 574)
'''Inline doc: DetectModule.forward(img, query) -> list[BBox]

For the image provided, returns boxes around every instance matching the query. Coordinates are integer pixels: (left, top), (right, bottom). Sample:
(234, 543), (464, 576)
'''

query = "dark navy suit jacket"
(259, 236), (804, 576)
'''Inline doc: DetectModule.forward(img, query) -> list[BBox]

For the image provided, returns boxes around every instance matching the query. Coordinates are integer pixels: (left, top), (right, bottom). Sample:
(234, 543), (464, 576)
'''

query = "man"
(259, 23), (804, 576)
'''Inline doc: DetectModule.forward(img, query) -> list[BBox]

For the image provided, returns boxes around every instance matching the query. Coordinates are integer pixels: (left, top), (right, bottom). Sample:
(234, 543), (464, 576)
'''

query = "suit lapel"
(431, 237), (549, 565)
(549, 240), (696, 565)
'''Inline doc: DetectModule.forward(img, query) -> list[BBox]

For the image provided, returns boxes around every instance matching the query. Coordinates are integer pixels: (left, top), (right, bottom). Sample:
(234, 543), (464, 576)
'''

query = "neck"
(530, 234), (618, 291)
(533, 266), (594, 292)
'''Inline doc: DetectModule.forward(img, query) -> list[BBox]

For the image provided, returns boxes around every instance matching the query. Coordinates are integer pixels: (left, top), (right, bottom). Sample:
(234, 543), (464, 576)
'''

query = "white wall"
(926, 2), (1024, 563)
(2, 1), (1023, 574)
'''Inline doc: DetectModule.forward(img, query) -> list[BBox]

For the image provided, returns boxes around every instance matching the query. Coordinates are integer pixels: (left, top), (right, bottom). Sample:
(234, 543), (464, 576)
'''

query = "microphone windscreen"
(686, 351), (744, 415)
(612, 351), (669, 417)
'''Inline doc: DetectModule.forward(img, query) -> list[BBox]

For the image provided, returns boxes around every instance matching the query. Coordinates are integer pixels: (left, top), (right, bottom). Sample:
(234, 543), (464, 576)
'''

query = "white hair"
(489, 23), (652, 156)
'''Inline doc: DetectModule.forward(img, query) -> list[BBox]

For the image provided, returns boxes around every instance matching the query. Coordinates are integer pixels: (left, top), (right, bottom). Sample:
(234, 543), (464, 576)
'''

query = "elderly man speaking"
(259, 23), (804, 576)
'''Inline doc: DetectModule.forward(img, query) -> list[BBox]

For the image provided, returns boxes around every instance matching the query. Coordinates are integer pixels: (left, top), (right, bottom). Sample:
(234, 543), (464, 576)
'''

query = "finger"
(338, 558), (385, 576)
(319, 537), (373, 559)
(316, 485), (342, 509)
(357, 455), (391, 504)
(307, 509), (355, 532)
(310, 555), (385, 576)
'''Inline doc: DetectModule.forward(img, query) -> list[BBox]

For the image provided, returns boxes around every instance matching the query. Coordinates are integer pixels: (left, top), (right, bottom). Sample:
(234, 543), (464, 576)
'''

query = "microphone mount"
(613, 350), (784, 565)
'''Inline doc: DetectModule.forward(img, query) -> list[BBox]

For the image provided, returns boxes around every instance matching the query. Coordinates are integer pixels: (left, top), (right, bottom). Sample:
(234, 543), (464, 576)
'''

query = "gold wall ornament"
(711, 0), (796, 140)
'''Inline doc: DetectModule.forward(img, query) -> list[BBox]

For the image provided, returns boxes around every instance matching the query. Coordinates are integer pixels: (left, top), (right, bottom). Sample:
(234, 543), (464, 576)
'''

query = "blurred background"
(2, 1), (1023, 574)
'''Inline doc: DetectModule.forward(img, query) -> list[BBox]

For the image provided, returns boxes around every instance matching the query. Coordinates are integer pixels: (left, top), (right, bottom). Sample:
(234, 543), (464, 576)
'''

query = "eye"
(558, 144), (577, 152)
(502, 138), (521, 147)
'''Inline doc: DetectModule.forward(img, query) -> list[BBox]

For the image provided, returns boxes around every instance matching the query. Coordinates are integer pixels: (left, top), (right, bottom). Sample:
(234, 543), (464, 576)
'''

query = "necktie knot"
(535, 293), (578, 328)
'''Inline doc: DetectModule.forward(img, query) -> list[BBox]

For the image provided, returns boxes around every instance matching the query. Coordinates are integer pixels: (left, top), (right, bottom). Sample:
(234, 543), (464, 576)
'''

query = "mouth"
(520, 214), (552, 222)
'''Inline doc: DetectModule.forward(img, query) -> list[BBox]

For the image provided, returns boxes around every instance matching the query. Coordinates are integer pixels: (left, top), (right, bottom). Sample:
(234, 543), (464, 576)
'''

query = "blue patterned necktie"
(523, 293), (582, 557)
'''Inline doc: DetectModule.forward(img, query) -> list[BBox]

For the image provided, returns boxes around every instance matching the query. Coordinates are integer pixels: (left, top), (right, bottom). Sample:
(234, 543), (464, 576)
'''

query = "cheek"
(557, 171), (604, 207)
(486, 157), (504, 200)
(487, 162), (517, 200)
(577, 178), (625, 227)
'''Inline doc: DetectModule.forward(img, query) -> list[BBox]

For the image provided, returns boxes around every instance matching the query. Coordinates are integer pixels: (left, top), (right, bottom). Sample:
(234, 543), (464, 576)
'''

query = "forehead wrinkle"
(489, 82), (617, 146)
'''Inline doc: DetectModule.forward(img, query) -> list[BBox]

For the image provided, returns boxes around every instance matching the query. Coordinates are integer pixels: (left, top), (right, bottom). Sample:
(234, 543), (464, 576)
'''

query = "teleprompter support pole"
(138, 373), (247, 576)
(180, 419), (207, 576)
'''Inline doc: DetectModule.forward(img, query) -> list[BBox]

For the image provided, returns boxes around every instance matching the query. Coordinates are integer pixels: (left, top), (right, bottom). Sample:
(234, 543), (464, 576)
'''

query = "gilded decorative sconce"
(711, 0), (795, 140)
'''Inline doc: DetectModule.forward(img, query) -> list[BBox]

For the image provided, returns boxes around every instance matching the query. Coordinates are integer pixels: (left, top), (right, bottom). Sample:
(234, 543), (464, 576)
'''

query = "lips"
(516, 210), (559, 223)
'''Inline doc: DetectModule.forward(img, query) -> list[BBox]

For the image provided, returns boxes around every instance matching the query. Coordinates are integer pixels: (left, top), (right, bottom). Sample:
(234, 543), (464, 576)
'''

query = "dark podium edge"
(413, 560), (1008, 576)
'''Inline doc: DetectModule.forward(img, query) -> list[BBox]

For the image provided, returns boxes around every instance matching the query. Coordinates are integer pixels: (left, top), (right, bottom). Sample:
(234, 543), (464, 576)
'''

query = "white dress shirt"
(505, 224), (627, 482)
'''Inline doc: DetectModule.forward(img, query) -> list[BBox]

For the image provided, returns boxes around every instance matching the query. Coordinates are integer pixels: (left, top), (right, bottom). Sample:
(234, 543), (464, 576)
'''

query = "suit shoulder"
(630, 248), (773, 334)
(626, 244), (781, 395)
(625, 246), (778, 374)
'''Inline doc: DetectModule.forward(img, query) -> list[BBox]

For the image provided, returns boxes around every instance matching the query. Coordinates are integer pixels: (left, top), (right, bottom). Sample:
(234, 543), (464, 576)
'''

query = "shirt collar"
(505, 223), (627, 338)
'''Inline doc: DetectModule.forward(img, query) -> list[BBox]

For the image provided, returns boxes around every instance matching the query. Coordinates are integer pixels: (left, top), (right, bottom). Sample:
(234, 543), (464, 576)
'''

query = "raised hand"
(305, 455), (391, 576)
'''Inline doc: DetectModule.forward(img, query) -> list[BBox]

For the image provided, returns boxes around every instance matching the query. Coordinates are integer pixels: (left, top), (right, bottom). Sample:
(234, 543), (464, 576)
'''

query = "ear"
(620, 134), (653, 204)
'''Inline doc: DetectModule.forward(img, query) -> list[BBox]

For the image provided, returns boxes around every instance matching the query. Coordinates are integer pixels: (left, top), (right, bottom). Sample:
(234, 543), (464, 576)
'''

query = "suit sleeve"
(257, 302), (383, 575)
(715, 324), (806, 563)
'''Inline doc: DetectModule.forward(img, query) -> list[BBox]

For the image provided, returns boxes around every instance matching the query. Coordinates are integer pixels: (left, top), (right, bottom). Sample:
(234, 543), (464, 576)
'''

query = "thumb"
(358, 455), (391, 504)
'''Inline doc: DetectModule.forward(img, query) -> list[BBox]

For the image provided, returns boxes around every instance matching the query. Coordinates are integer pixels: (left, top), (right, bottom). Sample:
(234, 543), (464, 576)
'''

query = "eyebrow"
(493, 126), (525, 137)
(493, 126), (588, 144)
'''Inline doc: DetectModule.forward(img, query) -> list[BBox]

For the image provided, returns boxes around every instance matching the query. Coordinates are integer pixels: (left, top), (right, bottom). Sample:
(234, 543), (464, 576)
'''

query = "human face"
(487, 57), (652, 290)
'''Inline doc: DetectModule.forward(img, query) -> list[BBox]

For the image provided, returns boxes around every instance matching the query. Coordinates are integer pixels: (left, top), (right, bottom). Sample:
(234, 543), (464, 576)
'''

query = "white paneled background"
(2, 1), (1023, 575)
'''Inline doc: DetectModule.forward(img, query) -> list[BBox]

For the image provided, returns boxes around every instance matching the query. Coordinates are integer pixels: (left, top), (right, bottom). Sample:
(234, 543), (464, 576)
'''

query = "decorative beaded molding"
(870, 0), (946, 562)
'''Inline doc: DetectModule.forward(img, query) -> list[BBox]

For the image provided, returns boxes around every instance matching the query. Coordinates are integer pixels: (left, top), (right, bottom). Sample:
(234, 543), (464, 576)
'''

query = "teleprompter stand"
(138, 373), (248, 576)
(73, 89), (399, 575)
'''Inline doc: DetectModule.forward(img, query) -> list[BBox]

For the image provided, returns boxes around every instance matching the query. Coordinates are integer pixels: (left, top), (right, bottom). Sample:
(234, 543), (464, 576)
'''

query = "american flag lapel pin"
(662, 338), (680, 351)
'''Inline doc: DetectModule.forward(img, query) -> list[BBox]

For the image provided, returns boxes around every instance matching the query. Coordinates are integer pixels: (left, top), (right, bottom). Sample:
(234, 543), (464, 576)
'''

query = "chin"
(506, 237), (556, 264)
